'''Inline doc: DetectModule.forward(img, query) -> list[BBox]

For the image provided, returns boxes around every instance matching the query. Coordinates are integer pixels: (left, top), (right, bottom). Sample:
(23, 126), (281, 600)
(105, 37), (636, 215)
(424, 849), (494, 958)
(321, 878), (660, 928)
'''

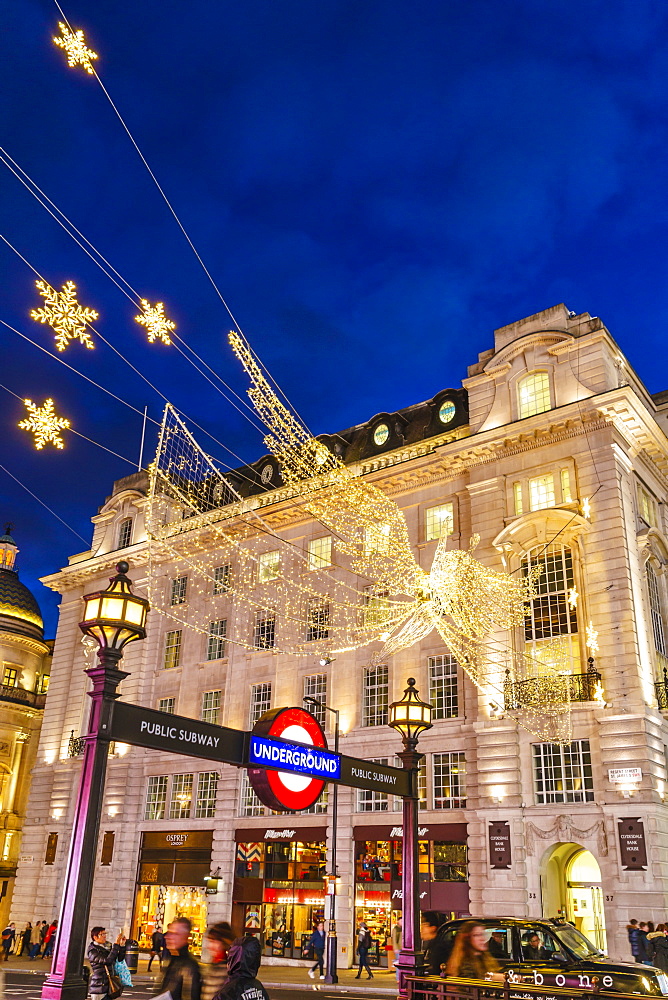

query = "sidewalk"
(3, 953), (399, 994)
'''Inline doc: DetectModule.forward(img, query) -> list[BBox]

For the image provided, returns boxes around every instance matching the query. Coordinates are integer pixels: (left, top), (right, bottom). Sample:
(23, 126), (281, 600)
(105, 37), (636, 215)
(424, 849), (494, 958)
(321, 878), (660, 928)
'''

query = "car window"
(484, 925), (514, 961)
(552, 923), (600, 959)
(520, 927), (566, 962)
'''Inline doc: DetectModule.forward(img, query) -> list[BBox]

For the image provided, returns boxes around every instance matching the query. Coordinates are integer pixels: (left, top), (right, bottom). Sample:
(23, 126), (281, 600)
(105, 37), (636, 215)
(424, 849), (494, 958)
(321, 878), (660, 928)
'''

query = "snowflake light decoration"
(568, 586), (579, 610)
(30, 280), (98, 352)
(53, 22), (98, 74)
(134, 300), (175, 345)
(586, 620), (599, 653)
(19, 398), (70, 450)
(581, 496), (591, 519)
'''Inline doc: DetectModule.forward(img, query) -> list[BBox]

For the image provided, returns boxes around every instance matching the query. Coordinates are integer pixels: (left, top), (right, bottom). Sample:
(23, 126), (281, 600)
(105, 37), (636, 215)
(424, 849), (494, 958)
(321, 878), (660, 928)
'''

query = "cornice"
(0, 631), (49, 656)
(41, 547), (150, 594)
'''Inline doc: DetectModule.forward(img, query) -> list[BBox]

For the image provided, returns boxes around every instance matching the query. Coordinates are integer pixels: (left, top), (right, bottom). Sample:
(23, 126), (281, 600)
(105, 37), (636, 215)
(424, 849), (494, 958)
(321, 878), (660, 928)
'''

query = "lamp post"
(42, 562), (148, 1000)
(303, 693), (339, 984)
(388, 677), (433, 998)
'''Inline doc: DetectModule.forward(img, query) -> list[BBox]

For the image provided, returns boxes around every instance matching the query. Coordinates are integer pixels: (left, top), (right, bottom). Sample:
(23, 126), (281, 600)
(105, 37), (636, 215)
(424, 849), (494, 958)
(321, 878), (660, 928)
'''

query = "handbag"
(105, 964), (123, 1000)
(114, 959), (133, 987)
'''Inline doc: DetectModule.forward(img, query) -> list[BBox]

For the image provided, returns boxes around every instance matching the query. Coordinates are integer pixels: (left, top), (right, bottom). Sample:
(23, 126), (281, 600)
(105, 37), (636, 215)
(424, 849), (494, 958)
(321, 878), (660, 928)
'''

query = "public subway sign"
(110, 702), (245, 764)
(248, 734), (341, 780)
(247, 707), (330, 812)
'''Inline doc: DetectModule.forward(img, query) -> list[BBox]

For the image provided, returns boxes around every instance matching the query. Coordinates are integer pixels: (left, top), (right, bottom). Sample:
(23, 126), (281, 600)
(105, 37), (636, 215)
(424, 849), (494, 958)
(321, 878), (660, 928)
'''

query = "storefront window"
(134, 884), (207, 954)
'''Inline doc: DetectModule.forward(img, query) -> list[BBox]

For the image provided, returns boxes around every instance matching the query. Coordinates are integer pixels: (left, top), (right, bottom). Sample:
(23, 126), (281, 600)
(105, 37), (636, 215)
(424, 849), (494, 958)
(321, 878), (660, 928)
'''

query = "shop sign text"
(249, 735), (340, 780)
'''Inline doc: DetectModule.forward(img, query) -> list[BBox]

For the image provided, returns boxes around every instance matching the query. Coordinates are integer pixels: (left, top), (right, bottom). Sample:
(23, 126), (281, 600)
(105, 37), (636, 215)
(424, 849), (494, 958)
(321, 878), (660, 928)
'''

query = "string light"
(568, 586), (578, 610)
(30, 280), (97, 352)
(18, 398), (70, 450)
(134, 299), (175, 345)
(53, 21), (98, 75)
(586, 621), (599, 653)
(581, 496), (591, 519)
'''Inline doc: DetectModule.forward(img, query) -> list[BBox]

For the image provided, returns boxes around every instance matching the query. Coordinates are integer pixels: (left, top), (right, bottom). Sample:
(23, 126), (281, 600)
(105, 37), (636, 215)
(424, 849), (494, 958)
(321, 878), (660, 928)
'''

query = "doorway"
(541, 843), (606, 952)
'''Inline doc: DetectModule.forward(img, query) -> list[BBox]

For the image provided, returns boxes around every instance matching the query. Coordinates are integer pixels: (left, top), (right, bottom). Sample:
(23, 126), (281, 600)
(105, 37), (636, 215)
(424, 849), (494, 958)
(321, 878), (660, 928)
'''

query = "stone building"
(12, 303), (668, 963)
(0, 528), (51, 929)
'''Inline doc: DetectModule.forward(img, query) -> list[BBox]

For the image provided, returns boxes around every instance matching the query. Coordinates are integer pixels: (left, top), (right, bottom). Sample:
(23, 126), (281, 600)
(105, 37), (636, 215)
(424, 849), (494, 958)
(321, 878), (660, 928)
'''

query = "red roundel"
(248, 706), (327, 812)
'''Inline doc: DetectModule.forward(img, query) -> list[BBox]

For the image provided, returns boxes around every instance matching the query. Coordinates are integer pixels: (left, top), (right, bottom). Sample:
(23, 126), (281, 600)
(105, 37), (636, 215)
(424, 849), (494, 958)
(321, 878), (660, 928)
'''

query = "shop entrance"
(541, 843), (606, 952)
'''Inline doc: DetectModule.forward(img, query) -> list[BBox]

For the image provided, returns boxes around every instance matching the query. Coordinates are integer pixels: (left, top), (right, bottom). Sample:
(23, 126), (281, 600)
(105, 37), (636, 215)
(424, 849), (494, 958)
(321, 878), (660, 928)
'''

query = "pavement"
(1, 953), (399, 997)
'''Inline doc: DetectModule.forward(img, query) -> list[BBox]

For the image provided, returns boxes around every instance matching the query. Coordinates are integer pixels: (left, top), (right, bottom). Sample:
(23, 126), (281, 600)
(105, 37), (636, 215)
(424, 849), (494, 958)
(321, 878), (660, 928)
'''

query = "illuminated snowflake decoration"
(134, 300), (175, 345)
(586, 621), (599, 654)
(568, 586), (579, 610)
(18, 398), (71, 450)
(30, 280), (98, 352)
(53, 22), (98, 74)
(581, 496), (591, 519)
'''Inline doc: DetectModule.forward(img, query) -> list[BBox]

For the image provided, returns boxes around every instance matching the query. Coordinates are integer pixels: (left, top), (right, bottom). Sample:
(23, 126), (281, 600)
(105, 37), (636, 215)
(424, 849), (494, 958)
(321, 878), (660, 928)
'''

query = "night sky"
(2, 0), (668, 635)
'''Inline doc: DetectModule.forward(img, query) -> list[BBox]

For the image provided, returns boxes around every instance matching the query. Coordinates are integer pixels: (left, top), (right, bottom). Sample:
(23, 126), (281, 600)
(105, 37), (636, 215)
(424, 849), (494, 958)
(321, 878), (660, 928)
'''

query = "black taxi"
(437, 918), (668, 996)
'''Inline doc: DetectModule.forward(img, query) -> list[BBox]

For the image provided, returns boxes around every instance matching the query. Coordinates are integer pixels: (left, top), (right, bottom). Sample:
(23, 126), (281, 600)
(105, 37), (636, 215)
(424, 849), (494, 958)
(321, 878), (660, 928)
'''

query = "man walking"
(157, 917), (201, 1000)
(355, 922), (373, 980)
(1, 923), (15, 961)
(148, 926), (165, 972)
(307, 922), (326, 980)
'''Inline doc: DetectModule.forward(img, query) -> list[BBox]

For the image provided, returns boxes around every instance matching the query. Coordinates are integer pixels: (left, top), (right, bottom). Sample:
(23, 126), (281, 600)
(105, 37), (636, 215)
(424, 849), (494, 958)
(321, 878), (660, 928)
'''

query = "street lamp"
(303, 694), (339, 984)
(43, 562), (148, 1000)
(388, 677), (433, 997)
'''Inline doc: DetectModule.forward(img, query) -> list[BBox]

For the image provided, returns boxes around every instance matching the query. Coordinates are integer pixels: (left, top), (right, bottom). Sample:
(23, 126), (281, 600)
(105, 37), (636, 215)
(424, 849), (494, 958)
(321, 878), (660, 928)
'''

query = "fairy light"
(53, 22), (98, 75)
(30, 280), (97, 352)
(134, 299), (175, 345)
(18, 398), (70, 450)
(581, 496), (591, 519)
(586, 621), (599, 653)
(568, 586), (578, 610)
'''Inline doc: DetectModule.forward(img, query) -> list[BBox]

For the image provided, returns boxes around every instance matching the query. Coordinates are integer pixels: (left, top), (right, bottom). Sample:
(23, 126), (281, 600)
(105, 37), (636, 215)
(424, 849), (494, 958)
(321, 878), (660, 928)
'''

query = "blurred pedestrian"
(445, 921), (505, 982)
(19, 922), (32, 956)
(648, 924), (668, 972)
(148, 926), (165, 972)
(157, 917), (201, 1000)
(201, 922), (234, 1000)
(211, 936), (269, 1000)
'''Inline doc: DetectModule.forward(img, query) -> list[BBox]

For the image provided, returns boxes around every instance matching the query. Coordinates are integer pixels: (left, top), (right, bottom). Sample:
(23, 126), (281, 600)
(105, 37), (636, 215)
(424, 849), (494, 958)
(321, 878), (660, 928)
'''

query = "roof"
(0, 567), (44, 641)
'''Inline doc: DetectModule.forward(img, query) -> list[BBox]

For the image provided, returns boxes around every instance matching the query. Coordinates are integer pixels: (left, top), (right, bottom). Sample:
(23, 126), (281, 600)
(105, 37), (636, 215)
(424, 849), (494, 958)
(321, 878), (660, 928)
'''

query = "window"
(170, 576), (188, 606)
(529, 474), (555, 511)
(169, 773), (193, 819)
(357, 758), (389, 811)
(647, 563), (667, 658)
(240, 771), (264, 816)
(522, 545), (579, 670)
(306, 598), (330, 642)
(164, 630), (182, 670)
(39, 674), (50, 694)
(100, 831), (115, 866)
(561, 469), (573, 503)
(258, 550), (280, 583)
(201, 690), (221, 725)
(117, 518), (133, 549)
(158, 697), (175, 715)
(207, 619), (227, 660)
(365, 523), (391, 557)
(363, 665), (388, 727)
(364, 587), (392, 629)
(393, 758), (427, 811)
(533, 740), (594, 804)
(44, 832), (58, 865)
(254, 609), (276, 650)
(429, 655), (458, 719)
(638, 485), (657, 527)
(308, 537), (332, 570)
(304, 791), (328, 814)
(518, 372), (551, 419)
(513, 482), (523, 516)
(250, 683), (272, 725)
(2, 667), (18, 688)
(144, 776), (168, 820)
(433, 752), (466, 809)
(195, 772), (218, 819)
(425, 503), (454, 542)
(213, 564), (231, 595)
(303, 674), (327, 726)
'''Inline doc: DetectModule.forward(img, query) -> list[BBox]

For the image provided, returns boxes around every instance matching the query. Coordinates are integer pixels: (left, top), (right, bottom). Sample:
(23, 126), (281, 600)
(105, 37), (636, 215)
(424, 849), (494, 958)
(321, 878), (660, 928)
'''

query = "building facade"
(12, 304), (668, 963)
(0, 528), (51, 929)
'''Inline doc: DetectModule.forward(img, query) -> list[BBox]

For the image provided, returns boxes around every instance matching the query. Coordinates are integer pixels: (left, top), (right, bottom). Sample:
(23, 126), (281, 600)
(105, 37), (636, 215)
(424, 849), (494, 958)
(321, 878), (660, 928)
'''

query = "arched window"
(646, 562), (667, 661)
(518, 372), (551, 419)
(117, 517), (133, 549)
(522, 544), (579, 670)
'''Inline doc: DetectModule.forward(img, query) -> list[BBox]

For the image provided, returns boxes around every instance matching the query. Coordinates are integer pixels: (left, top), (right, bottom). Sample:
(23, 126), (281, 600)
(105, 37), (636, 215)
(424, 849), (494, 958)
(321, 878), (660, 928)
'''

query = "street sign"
(340, 755), (411, 797)
(248, 707), (330, 811)
(248, 734), (341, 779)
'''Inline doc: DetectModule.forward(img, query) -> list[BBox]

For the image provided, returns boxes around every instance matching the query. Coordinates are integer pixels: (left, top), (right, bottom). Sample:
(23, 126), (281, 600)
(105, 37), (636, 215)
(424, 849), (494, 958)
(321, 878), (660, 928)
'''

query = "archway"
(540, 843), (606, 952)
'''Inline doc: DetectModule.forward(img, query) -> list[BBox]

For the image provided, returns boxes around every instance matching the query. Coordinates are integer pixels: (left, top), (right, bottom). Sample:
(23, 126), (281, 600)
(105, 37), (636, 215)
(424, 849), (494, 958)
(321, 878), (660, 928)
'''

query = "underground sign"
(247, 706), (330, 811)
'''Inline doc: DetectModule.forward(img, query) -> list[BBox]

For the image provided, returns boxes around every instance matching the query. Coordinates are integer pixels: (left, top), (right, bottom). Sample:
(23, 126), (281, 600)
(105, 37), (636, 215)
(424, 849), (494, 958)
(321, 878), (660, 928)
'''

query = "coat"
(212, 936), (269, 1000)
(87, 940), (125, 995)
(649, 934), (668, 973)
(308, 930), (325, 954)
(157, 944), (201, 1000)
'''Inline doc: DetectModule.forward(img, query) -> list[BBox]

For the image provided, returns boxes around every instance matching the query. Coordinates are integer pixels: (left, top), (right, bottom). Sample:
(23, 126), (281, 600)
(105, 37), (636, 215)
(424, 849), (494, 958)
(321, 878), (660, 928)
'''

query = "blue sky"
(2, 0), (668, 634)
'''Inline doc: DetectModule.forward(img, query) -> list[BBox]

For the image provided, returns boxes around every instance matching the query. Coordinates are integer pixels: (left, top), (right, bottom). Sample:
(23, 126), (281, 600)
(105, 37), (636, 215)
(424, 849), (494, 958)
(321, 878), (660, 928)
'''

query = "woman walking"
(445, 921), (505, 982)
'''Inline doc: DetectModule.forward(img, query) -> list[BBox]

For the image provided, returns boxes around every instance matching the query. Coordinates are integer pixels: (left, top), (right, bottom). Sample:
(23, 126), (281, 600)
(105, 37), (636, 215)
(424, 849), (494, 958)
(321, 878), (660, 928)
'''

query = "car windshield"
(553, 923), (602, 959)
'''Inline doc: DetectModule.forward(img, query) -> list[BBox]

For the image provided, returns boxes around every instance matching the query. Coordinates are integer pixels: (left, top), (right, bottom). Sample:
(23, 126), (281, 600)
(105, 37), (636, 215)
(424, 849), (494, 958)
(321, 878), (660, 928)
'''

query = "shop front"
(132, 830), (213, 953)
(233, 825), (327, 959)
(354, 823), (470, 967)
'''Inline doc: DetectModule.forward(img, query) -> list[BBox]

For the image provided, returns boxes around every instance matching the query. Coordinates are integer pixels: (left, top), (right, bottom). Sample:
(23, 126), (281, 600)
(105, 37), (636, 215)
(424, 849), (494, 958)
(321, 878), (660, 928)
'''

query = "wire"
(0, 461), (89, 545)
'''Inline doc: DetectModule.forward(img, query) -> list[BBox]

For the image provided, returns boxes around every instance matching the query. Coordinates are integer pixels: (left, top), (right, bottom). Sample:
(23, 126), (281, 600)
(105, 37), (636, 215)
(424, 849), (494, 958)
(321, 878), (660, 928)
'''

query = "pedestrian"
(29, 921), (42, 959)
(201, 923), (234, 1000)
(20, 922), (32, 956)
(148, 926), (165, 972)
(39, 921), (48, 950)
(639, 922), (652, 965)
(87, 926), (126, 1000)
(628, 919), (645, 963)
(1, 923), (15, 961)
(211, 935), (269, 1000)
(355, 922), (373, 979)
(156, 917), (201, 1000)
(390, 917), (402, 977)
(42, 919), (58, 959)
(421, 912), (451, 977)
(648, 924), (668, 972)
(307, 921), (326, 980)
(445, 921), (505, 982)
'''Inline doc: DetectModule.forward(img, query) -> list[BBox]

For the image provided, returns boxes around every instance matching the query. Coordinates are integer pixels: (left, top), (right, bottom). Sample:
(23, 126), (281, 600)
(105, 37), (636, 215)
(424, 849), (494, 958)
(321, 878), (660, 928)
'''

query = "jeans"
(311, 950), (324, 976)
(357, 948), (371, 974)
(29, 944), (40, 959)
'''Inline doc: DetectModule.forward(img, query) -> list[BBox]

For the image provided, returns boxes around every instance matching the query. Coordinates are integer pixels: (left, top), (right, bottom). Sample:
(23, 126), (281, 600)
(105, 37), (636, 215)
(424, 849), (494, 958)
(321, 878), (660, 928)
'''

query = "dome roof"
(0, 567), (44, 641)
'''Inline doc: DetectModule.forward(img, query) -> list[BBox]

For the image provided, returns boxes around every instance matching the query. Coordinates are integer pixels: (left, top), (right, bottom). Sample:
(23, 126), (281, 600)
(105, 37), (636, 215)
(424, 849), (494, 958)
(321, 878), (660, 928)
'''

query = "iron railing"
(504, 659), (601, 711)
(0, 684), (46, 709)
(656, 680), (668, 710)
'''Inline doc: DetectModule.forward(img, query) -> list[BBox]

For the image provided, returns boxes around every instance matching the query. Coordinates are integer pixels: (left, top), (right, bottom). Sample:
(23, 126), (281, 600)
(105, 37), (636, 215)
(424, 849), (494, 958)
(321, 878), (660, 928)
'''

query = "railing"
(656, 680), (668, 710)
(0, 684), (46, 709)
(504, 660), (602, 711)
(407, 974), (603, 1000)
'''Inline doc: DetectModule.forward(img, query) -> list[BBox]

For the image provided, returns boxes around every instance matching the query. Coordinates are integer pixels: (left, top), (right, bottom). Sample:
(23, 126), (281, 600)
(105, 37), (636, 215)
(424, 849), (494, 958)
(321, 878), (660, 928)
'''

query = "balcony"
(504, 660), (602, 711)
(0, 684), (46, 710)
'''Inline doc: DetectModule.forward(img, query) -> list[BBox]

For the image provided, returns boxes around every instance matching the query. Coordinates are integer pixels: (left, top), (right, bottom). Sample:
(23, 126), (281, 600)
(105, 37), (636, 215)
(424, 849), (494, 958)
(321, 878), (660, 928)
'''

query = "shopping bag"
(114, 959), (133, 987)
